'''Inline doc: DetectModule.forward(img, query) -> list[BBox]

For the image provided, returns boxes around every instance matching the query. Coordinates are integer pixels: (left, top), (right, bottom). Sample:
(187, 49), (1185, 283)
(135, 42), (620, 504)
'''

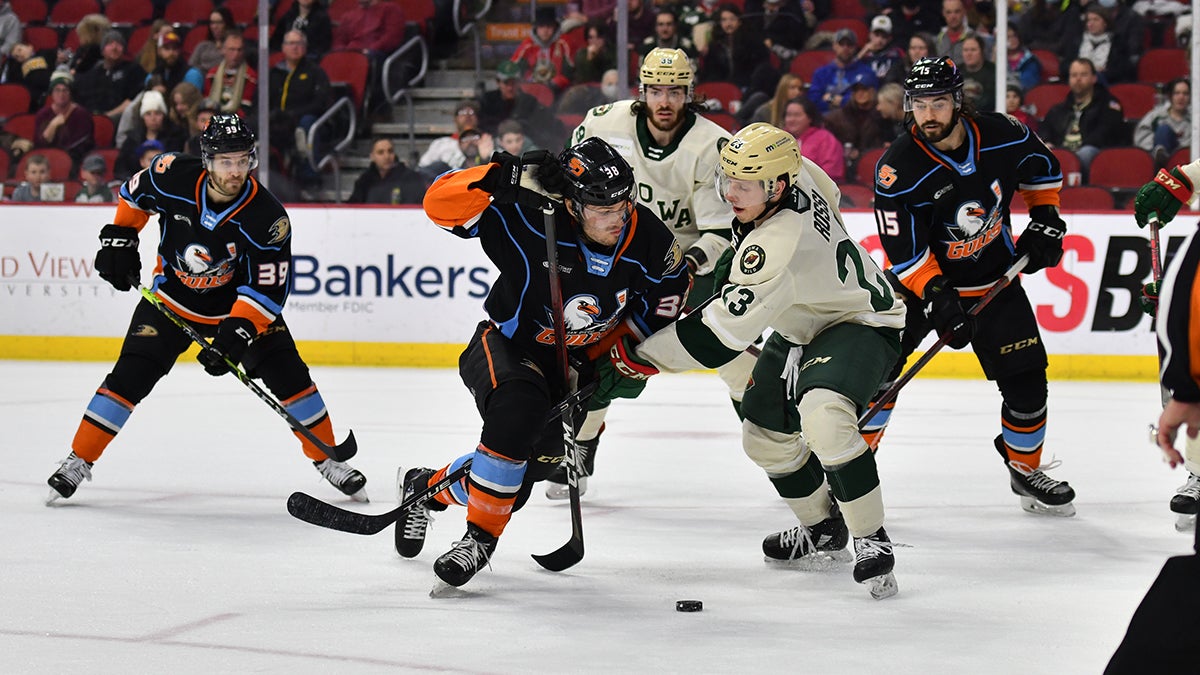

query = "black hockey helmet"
(558, 136), (635, 208)
(903, 56), (964, 111)
(200, 113), (258, 168)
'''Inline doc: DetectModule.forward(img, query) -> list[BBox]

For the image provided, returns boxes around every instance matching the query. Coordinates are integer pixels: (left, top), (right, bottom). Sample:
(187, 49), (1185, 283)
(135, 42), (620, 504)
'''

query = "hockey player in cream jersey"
(545, 47), (758, 499)
(598, 123), (906, 599)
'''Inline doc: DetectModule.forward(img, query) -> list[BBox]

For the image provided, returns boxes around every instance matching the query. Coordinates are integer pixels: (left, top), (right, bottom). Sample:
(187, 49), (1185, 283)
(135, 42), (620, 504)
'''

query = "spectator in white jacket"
(1135, 77), (1191, 168)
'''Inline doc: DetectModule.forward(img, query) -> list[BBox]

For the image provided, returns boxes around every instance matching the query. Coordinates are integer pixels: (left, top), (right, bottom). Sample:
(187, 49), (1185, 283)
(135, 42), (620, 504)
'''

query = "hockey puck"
(675, 600), (703, 612)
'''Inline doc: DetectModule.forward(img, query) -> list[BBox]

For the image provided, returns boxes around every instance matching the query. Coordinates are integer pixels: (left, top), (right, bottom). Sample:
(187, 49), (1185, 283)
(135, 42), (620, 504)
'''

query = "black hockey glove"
(198, 317), (256, 376)
(468, 151), (522, 204)
(522, 149), (567, 195)
(1015, 208), (1065, 275)
(924, 276), (973, 350)
(95, 224), (141, 292)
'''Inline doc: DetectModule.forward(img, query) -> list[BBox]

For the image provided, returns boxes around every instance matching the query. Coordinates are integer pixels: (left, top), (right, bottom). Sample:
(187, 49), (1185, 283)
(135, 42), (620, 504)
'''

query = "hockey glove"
(468, 151), (523, 204)
(95, 224), (141, 292)
(711, 246), (736, 289)
(522, 149), (567, 195)
(1140, 281), (1159, 318)
(197, 317), (256, 376)
(924, 276), (973, 350)
(1134, 167), (1193, 228)
(1015, 214), (1065, 275)
(592, 336), (659, 408)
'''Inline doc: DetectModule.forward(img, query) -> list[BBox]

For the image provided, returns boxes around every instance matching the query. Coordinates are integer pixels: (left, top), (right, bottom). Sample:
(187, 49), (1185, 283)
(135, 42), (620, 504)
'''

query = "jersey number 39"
(257, 261), (289, 286)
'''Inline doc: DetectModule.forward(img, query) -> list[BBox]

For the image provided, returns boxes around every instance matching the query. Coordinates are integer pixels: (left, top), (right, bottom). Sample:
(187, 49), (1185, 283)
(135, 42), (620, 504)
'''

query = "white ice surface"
(0, 360), (1192, 674)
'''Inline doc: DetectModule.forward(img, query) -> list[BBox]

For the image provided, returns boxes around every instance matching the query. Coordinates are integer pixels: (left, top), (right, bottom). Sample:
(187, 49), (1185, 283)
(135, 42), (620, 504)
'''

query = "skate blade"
(863, 572), (899, 600)
(544, 477), (588, 500)
(1175, 513), (1197, 533)
(348, 488), (369, 503)
(1019, 496), (1076, 517)
(765, 548), (852, 571)
(429, 580), (472, 599)
(45, 488), (65, 506)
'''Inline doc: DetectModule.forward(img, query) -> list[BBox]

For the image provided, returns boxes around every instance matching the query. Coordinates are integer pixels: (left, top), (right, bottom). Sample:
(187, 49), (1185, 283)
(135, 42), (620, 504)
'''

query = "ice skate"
(46, 452), (93, 505)
(545, 434), (600, 500)
(1170, 472), (1200, 533)
(852, 527), (898, 600)
(995, 437), (1076, 517)
(394, 467), (447, 558)
(314, 459), (368, 502)
(433, 523), (497, 588)
(762, 502), (851, 568)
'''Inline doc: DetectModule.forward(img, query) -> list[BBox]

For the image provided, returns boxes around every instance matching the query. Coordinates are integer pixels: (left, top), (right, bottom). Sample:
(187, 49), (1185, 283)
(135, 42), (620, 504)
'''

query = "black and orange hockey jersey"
(873, 112), (1062, 297)
(115, 153), (293, 335)
(423, 164), (690, 369)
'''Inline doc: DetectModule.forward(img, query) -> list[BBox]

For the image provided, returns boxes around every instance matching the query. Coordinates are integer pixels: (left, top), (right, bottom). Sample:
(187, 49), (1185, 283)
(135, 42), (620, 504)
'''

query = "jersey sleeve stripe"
(892, 249), (941, 297)
(112, 199), (151, 231)
(424, 165), (495, 229)
(676, 312), (744, 368)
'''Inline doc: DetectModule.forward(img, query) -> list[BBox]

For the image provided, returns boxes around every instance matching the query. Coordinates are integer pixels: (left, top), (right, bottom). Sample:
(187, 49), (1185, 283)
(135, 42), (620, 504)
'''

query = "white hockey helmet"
(716, 122), (801, 206)
(639, 47), (694, 100)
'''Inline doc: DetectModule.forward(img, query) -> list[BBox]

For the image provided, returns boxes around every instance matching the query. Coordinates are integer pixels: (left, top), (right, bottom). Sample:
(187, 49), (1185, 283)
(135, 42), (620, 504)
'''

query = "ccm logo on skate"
(999, 337), (1039, 354)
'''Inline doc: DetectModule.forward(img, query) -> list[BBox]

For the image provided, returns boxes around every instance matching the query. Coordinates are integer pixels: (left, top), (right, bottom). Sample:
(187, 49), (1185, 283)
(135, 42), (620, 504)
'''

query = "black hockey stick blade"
(530, 528), (584, 571)
(287, 459), (472, 535)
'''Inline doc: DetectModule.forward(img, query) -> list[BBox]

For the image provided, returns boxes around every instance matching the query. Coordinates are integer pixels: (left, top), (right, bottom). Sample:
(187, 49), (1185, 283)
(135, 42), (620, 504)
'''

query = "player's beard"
(648, 104), (683, 133)
(208, 173), (246, 199)
(917, 112), (959, 144)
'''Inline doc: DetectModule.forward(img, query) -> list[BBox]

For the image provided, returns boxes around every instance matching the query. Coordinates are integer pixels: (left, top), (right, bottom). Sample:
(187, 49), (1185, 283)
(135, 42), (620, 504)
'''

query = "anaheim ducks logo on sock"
(130, 324), (159, 337)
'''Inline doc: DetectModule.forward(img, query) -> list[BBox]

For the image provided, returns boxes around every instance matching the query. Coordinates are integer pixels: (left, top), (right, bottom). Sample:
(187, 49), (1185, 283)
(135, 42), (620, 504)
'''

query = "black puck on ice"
(675, 600), (703, 612)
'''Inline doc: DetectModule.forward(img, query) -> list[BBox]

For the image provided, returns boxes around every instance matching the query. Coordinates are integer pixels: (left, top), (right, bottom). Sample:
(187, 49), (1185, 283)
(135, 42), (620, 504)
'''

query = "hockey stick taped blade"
(286, 492), (397, 535)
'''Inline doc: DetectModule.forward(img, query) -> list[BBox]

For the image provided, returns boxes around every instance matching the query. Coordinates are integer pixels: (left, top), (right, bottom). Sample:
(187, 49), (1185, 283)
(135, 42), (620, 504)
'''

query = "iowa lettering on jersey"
(637, 182), (693, 228)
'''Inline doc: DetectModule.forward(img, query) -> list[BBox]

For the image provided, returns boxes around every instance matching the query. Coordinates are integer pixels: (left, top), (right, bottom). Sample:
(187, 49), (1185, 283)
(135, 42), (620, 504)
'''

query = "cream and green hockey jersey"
(637, 158), (907, 372)
(570, 100), (733, 266)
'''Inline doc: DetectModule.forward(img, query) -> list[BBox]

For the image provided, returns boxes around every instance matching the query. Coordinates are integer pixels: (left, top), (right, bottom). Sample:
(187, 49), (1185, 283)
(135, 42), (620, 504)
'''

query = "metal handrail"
(306, 96), (357, 203)
(382, 35), (430, 161)
(454, 0), (492, 82)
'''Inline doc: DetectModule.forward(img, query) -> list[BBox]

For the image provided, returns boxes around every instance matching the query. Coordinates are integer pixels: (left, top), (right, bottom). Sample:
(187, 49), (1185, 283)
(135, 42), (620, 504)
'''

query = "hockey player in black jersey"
(870, 57), (1076, 516)
(397, 138), (689, 588)
(47, 114), (367, 505)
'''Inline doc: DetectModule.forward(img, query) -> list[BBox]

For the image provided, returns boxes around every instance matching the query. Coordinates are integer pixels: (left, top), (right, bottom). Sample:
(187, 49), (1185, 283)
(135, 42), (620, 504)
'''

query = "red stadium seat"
(1031, 49), (1059, 84)
(703, 111), (739, 132)
(830, 0), (866, 20)
(1057, 186), (1115, 211)
(62, 180), (84, 202)
(0, 148), (10, 180)
(222, 0), (259, 25)
(105, 0), (154, 27)
(1052, 147), (1082, 186)
(557, 113), (584, 131)
(274, 0), (295, 22)
(695, 81), (742, 113)
(839, 183), (875, 209)
(561, 25), (586, 55)
(164, 0), (215, 27)
(789, 49), (832, 83)
(1167, 146), (1192, 169)
(320, 50), (371, 112)
(1137, 48), (1188, 85)
(47, 0), (100, 28)
(0, 83), (33, 118)
(9, 0), (48, 24)
(522, 82), (556, 108)
(855, 147), (887, 187)
(16, 148), (74, 181)
(1089, 147), (1156, 191)
(90, 148), (120, 183)
(405, 0), (437, 39)
(327, 0), (360, 24)
(23, 25), (59, 51)
(1109, 83), (1157, 121)
(92, 114), (115, 148)
(1024, 83), (1068, 119)
(814, 18), (868, 46)
(183, 25), (211, 59)
(5, 113), (38, 143)
(126, 24), (154, 59)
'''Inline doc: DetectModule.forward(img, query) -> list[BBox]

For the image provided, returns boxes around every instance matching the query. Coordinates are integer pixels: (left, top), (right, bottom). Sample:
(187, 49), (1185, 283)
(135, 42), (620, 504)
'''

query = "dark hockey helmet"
(903, 56), (964, 111)
(558, 136), (635, 208)
(200, 113), (259, 169)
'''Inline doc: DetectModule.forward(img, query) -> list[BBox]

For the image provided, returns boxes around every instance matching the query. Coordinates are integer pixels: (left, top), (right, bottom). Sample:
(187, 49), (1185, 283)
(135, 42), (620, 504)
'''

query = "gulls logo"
(268, 216), (290, 245)
(564, 295), (603, 330)
(954, 201), (989, 237)
(130, 324), (159, 337)
(173, 243), (237, 290)
(535, 291), (628, 346)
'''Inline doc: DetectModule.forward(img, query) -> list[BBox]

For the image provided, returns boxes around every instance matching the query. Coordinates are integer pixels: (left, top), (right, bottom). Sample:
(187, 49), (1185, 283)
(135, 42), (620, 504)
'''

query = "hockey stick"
(138, 286), (357, 461)
(857, 254), (1030, 430)
(531, 198), (586, 572)
(284, 384), (594, 534)
(288, 460), (472, 535)
(1148, 213), (1170, 408)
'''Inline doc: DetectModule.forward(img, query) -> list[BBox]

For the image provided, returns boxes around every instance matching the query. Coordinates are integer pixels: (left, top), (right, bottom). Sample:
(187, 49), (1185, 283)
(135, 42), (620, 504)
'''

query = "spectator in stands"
(348, 137), (429, 204)
(743, 0), (814, 64)
(1063, 5), (1133, 85)
(876, 82), (907, 143)
(883, 31), (935, 85)
(11, 153), (51, 202)
(1005, 84), (1038, 134)
(116, 90), (185, 180)
(190, 7), (235, 73)
(1018, 0), (1078, 53)
(184, 101), (219, 155)
(169, 82), (204, 133)
(1135, 77), (1191, 168)
(479, 60), (567, 151)
(136, 139), (164, 171)
(34, 70), (94, 164)
(573, 21), (614, 84)
(638, 9), (698, 61)
(1004, 23), (1042, 92)
(75, 31), (145, 123)
(271, 0), (334, 61)
(512, 7), (576, 95)
(269, 30), (332, 176)
(888, 0), (942, 46)
(1040, 58), (1125, 178)
(605, 0), (657, 54)
(679, 0), (722, 52)
(496, 118), (533, 155)
(135, 21), (170, 74)
(75, 153), (114, 203)
(935, 0), (990, 62)
(149, 30), (205, 93)
(741, 72), (804, 127)
(859, 15), (906, 81)
(783, 96), (845, 181)
(205, 31), (257, 119)
(0, 1), (18, 60)
(69, 14), (112, 77)
(825, 81), (888, 173)
(1074, 0), (1143, 79)
(332, 0), (406, 58)
(115, 75), (169, 149)
(699, 3), (771, 94)
(418, 100), (494, 177)
(3, 42), (58, 112)
(558, 68), (620, 115)
(959, 34), (996, 111)
(808, 29), (878, 114)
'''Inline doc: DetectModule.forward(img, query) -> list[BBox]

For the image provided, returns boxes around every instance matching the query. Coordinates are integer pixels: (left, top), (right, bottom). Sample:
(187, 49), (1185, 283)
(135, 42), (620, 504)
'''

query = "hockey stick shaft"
(287, 460), (472, 535)
(138, 286), (357, 461)
(531, 199), (585, 572)
(1148, 214), (1170, 408)
(857, 255), (1029, 429)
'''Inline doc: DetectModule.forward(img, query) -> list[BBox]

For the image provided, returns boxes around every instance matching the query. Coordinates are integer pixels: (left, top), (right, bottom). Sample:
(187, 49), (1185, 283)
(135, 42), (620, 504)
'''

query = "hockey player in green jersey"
(600, 122), (906, 599)
(545, 46), (758, 499)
